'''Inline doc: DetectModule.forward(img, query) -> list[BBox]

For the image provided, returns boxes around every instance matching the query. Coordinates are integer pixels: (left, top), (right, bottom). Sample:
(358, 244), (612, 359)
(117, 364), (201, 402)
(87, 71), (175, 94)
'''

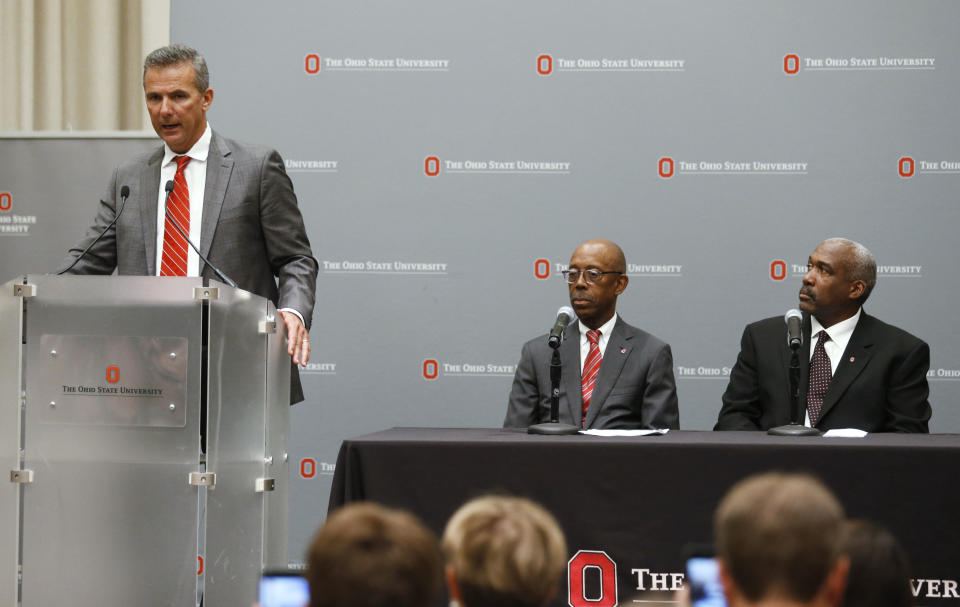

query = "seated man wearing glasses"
(504, 239), (679, 430)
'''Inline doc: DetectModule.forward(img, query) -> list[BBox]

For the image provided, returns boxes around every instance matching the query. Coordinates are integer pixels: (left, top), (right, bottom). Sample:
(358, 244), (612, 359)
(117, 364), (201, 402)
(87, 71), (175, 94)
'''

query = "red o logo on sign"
(423, 359), (439, 380)
(106, 366), (119, 383)
(0, 192), (11, 212)
(537, 54), (553, 75)
(425, 156), (440, 177)
(300, 458), (316, 479)
(534, 258), (551, 279)
(898, 157), (915, 178)
(568, 550), (617, 607)
(658, 157), (674, 179)
(305, 54), (321, 74)
(783, 54), (800, 74)
(770, 259), (787, 281)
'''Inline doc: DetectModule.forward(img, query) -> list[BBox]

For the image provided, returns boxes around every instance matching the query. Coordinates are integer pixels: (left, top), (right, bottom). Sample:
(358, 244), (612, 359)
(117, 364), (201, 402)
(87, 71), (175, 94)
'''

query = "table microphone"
(785, 308), (803, 350)
(548, 306), (575, 348)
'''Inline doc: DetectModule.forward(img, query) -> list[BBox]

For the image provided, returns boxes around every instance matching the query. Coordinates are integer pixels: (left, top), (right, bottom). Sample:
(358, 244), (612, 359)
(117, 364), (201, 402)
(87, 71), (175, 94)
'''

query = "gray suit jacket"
(59, 132), (319, 403)
(504, 317), (680, 429)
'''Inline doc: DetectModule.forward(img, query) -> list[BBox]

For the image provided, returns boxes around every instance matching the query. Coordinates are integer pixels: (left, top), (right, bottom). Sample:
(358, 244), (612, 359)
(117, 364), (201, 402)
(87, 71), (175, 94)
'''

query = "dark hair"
(143, 44), (209, 92)
(840, 520), (913, 607)
(307, 503), (443, 607)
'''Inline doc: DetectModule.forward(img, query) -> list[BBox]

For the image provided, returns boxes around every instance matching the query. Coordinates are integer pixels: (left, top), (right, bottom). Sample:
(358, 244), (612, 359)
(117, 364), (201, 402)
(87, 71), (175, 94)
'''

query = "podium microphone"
(162, 180), (238, 288)
(785, 309), (803, 350)
(548, 306), (575, 349)
(58, 185), (131, 275)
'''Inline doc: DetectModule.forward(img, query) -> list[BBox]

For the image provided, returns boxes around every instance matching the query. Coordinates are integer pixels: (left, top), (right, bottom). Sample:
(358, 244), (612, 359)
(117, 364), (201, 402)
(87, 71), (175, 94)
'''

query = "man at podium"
(58, 44), (318, 403)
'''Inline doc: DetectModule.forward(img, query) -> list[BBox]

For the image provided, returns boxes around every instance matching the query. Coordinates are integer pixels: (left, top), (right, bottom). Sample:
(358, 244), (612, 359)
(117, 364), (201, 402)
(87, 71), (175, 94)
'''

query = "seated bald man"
(504, 239), (679, 430)
(715, 238), (931, 432)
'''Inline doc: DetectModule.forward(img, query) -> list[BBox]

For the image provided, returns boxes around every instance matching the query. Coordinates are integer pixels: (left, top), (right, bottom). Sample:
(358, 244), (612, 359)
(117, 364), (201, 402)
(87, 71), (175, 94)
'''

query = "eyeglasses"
(561, 269), (623, 285)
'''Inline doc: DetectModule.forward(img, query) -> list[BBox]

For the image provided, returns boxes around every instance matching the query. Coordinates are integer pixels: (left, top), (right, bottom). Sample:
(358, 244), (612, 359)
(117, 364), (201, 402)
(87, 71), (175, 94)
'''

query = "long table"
(329, 428), (960, 607)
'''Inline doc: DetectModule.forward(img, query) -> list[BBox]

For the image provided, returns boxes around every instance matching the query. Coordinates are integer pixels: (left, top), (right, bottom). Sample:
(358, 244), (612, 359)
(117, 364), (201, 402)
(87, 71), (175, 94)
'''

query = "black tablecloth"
(330, 429), (960, 606)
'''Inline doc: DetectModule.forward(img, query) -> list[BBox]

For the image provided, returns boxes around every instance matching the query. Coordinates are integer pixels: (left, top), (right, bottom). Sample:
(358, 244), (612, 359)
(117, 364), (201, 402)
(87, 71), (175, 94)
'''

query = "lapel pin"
(849, 356), (855, 362)
(621, 348), (627, 354)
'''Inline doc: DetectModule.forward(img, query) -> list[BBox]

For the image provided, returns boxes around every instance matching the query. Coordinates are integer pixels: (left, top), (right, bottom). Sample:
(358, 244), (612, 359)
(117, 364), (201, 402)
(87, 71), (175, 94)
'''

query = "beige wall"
(0, 0), (169, 132)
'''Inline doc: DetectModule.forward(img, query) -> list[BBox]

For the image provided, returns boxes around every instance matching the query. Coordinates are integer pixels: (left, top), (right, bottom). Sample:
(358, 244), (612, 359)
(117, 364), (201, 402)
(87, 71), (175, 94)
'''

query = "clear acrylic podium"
(1, 275), (290, 606)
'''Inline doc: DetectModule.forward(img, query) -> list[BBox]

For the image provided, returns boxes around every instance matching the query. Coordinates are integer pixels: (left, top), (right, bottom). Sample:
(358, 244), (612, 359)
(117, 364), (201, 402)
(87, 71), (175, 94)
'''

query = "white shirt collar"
(810, 307), (861, 348)
(579, 313), (618, 341)
(162, 122), (212, 167)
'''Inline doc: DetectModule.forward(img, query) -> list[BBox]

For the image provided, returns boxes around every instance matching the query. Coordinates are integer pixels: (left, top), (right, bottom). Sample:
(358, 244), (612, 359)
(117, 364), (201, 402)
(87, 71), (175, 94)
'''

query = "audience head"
(306, 502), (443, 607)
(442, 496), (568, 607)
(714, 472), (848, 607)
(839, 519), (913, 607)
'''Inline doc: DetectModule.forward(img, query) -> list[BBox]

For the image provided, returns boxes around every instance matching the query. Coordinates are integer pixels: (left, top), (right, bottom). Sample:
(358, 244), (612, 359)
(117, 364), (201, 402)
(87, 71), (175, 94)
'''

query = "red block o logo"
(568, 551), (617, 607)
(0, 192), (11, 212)
(106, 366), (119, 383)
(197, 556), (204, 575)
(534, 258), (551, 279)
(537, 54), (553, 75)
(770, 260), (787, 281)
(423, 359), (439, 380)
(425, 156), (440, 176)
(783, 54), (800, 74)
(898, 157), (914, 178)
(305, 54), (321, 74)
(300, 458), (316, 479)
(658, 157), (674, 178)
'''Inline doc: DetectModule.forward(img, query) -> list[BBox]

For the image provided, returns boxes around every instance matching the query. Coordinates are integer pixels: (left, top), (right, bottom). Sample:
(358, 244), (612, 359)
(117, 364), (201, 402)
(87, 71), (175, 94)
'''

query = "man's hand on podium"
(279, 310), (311, 366)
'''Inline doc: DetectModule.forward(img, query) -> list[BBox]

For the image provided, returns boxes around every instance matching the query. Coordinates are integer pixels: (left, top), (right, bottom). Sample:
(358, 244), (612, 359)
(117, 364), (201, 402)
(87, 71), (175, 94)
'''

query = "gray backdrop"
(2, 0), (958, 566)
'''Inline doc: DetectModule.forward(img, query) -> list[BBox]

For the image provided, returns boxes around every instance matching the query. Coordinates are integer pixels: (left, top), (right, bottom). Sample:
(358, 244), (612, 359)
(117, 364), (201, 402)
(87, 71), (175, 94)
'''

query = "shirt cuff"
(278, 308), (306, 328)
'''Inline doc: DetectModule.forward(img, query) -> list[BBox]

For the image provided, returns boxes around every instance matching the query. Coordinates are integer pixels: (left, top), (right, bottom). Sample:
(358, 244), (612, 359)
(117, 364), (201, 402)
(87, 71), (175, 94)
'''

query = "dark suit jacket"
(715, 312), (931, 432)
(59, 132), (319, 403)
(504, 316), (680, 429)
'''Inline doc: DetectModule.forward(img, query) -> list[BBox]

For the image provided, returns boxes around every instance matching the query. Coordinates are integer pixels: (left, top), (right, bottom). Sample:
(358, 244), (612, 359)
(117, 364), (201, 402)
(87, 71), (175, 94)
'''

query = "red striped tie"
(160, 155), (191, 276)
(581, 329), (602, 427)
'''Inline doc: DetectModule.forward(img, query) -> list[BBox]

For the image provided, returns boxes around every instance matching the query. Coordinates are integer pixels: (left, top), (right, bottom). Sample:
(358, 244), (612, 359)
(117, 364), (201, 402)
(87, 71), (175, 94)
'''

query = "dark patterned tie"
(807, 331), (832, 426)
(581, 330), (602, 427)
(160, 155), (191, 276)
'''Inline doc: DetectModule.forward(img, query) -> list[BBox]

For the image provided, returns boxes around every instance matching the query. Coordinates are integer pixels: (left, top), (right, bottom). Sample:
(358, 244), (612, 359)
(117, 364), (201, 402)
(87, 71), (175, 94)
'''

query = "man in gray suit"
(504, 239), (679, 429)
(59, 45), (318, 403)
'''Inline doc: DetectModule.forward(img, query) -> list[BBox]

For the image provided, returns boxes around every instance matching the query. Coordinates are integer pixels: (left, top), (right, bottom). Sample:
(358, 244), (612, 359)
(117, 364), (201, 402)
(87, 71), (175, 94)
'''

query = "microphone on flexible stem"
(785, 309), (803, 350)
(162, 180), (238, 289)
(58, 185), (131, 275)
(547, 306), (575, 349)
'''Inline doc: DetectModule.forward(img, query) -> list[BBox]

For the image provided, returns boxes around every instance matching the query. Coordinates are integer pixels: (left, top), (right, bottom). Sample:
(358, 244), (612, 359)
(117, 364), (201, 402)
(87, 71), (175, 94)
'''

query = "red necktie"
(160, 155), (191, 276)
(581, 329), (602, 427)
(807, 331), (832, 426)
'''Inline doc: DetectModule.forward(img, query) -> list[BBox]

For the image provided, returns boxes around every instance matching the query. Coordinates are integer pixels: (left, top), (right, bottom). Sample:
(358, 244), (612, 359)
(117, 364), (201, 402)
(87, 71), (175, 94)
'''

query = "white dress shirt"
(805, 308), (862, 425)
(809, 308), (861, 375)
(578, 314), (618, 372)
(155, 123), (211, 277)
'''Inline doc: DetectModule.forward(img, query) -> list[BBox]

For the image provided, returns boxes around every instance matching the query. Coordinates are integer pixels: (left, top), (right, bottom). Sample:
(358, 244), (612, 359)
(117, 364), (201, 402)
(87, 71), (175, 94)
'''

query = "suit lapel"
(140, 148), (164, 275)
(200, 132), (235, 270)
(561, 322), (583, 426)
(819, 313), (874, 420)
(584, 318), (632, 428)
